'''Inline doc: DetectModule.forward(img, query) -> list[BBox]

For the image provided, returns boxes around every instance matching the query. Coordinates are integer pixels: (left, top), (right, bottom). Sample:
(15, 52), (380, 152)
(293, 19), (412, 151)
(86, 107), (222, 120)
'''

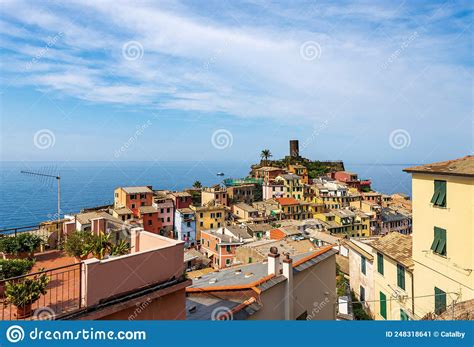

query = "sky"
(0, 0), (472, 164)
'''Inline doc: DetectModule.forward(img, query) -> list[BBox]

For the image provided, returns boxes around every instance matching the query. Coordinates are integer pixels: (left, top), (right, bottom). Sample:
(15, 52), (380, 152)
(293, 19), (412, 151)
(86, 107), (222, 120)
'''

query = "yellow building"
(371, 232), (414, 320)
(287, 164), (309, 184)
(276, 174), (304, 200)
(190, 204), (227, 241)
(404, 156), (473, 319)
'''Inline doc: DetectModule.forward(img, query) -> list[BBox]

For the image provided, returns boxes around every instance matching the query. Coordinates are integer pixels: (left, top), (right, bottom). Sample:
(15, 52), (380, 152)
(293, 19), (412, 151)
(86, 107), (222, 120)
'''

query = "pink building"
(262, 181), (286, 200)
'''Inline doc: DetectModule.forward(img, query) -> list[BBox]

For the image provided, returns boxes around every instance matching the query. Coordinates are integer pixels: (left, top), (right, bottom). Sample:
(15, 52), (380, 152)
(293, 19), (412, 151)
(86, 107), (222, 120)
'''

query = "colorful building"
(275, 197), (302, 220)
(276, 174), (304, 200)
(371, 232), (414, 321)
(114, 186), (153, 217)
(174, 208), (196, 247)
(253, 166), (287, 182)
(262, 180), (286, 200)
(190, 204), (227, 241)
(404, 156), (473, 319)
(201, 186), (228, 206)
(168, 191), (193, 210)
(139, 206), (162, 234)
(288, 164), (309, 184)
(152, 196), (174, 236)
(226, 184), (258, 205)
(200, 229), (243, 268)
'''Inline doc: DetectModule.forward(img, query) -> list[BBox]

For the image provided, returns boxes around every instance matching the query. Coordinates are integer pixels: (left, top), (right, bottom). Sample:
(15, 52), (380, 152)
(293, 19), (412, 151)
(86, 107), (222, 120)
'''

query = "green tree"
(260, 149), (272, 165)
(193, 181), (202, 188)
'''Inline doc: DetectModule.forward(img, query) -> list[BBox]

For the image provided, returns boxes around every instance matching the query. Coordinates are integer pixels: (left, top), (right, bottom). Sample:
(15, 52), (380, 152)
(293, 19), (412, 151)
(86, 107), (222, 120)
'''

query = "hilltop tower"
(289, 140), (299, 158)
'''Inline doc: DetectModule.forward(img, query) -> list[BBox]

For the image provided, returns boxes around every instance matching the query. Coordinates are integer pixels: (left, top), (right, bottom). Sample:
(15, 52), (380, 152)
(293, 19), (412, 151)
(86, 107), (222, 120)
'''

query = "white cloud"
(0, 0), (471, 132)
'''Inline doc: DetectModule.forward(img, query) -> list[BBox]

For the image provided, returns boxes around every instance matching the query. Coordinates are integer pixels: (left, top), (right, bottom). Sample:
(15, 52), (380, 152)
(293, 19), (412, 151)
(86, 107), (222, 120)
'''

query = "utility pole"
(21, 170), (62, 243)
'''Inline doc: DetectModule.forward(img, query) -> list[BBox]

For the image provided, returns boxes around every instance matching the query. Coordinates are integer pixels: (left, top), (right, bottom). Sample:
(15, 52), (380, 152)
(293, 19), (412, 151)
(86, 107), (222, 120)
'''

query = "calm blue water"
(0, 161), (412, 229)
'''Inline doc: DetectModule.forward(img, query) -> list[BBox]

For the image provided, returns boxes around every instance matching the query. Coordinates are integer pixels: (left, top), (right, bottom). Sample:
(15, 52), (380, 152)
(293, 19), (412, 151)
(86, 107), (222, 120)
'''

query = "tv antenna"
(21, 170), (62, 242)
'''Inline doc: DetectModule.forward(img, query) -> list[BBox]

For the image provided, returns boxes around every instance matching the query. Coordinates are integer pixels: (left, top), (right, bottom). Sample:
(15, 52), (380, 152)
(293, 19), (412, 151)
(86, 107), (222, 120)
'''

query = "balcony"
(0, 228), (187, 320)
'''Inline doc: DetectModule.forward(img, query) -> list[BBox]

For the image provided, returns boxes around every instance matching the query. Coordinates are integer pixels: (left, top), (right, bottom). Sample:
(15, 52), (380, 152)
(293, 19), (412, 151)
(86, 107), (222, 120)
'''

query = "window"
(431, 227), (447, 256)
(147, 220), (152, 226)
(380, 292), (387, 319)
(167, 217), (170, 222)
(361, 256), (366, 275)
(360, 286), (365, 303)
(434, 287), (446, 314)
(140, 194), (145, 199)
(210, 223), (214, 229)
(200, 213), (203, 218)
(248, 257), (252, 263)
(431, 180), (446, 207)
(167, 208), (170, 213)
(226, 259), (231, 266)
(186, 222), (191, 227)
(400, 309), (409, 320)
(377, 252), (384, 275)
(397, 264), (405, 290)
(215, 244), (218, 251)
(200, 221), (203, 227)
(131, 204), (135, 209)
(226, 245), (231, 252)
(130, 194), (136, 200)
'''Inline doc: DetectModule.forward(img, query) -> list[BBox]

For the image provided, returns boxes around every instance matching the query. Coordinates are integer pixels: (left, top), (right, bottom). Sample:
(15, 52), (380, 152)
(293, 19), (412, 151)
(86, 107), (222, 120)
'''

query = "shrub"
(16, 233), (43, 253)
(64, 231), (95, 258)
(0, 237), (20, 255)
(5, 272), (49, 308)
(0, 233), (43, 255)
(0, 259), (35, 280)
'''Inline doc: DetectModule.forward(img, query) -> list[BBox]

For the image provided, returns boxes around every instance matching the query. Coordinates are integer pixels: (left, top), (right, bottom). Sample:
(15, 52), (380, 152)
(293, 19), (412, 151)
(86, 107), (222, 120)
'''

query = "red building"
(169, 191), (193, 209)
(139, 206), (162, 234)
(200, 229), (243, 269)
(114, 186), (154, 217)
(329, 171), (371, 192)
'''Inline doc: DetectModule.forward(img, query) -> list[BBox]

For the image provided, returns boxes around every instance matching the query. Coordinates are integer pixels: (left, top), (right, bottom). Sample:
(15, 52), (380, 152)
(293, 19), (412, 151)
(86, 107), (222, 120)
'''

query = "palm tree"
(260, 149), (272, 165)
(193, 181), (202, 188)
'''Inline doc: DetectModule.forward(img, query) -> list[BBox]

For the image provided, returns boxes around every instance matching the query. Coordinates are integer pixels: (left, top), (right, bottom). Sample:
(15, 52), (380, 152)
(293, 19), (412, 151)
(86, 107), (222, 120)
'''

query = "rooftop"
(177, 207), (194, 214)
(112, 207), (133, 215)
(275, 197), (299, 206)
(225, 225), (253, 240)
(73, 211), (123, 225)
(121, 186), (153, 194)
(139, 206), (158, 214)
(201, 229), (243, 244)
(371, 232), (413, 269)
(169, 191), (192, 198)
(404, 155), (474, 177)
(234, 203), (258, 213)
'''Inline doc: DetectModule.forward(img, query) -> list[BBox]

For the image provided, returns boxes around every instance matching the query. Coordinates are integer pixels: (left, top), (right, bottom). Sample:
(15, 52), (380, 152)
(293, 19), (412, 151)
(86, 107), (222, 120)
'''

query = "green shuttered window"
(431, 180), (446, 207)
(430, 227), (447, 256)
(380, 292), (387, 319)
(361, 256), (366, 275)
(400, 309), (409, 320)
(377, 252), (384, 275)
(434, 287), (446, 314)
(397, 264), (405, 290)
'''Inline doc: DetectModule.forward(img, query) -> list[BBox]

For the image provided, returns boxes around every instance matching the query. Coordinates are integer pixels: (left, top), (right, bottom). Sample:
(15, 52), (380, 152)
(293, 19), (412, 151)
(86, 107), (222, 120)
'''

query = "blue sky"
(0, 0), (472, 164)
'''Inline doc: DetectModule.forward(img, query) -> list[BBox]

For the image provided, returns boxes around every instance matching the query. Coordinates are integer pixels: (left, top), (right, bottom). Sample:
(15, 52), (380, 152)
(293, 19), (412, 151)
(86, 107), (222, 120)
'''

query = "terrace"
(0, 227), (186, 320)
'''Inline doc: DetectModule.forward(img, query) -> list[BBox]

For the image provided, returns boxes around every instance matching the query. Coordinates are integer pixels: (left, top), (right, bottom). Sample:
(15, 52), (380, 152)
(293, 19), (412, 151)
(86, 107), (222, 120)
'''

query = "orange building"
(200, 229), (243, 268)
(288, 164), (309, 184)
(114, 186), (154, 217)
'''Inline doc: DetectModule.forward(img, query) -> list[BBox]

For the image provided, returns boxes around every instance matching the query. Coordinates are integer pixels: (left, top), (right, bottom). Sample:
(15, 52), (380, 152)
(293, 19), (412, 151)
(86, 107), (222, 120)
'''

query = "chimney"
(267, 246), (281, 275)
(282, 253), (294, 320)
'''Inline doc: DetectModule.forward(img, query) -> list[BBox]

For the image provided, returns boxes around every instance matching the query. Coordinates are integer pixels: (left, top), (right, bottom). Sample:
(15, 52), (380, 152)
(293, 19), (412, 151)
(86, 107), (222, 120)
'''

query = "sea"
(0, 161), (413, 229)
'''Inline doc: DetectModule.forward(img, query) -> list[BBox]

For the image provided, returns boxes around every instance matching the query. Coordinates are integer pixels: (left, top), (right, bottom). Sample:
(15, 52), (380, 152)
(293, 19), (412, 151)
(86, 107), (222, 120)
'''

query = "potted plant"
(82, 232), (112, 260)
(0, 237), (20, 259)
(0, 259), (35, 297)
(16, 233), (43, 258)
(109, 240), (130, 257)
(5, 272), (49, 318)
(64, 231), (95, 262)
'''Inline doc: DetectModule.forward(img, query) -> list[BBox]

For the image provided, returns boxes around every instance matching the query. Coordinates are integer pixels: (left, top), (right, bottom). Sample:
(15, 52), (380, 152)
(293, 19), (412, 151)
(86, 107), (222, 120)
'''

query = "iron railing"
(0, 262), (82, 320)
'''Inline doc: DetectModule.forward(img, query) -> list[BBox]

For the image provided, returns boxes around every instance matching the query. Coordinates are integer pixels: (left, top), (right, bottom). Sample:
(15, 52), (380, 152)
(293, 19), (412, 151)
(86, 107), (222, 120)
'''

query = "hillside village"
(0, 142), (472, 321)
